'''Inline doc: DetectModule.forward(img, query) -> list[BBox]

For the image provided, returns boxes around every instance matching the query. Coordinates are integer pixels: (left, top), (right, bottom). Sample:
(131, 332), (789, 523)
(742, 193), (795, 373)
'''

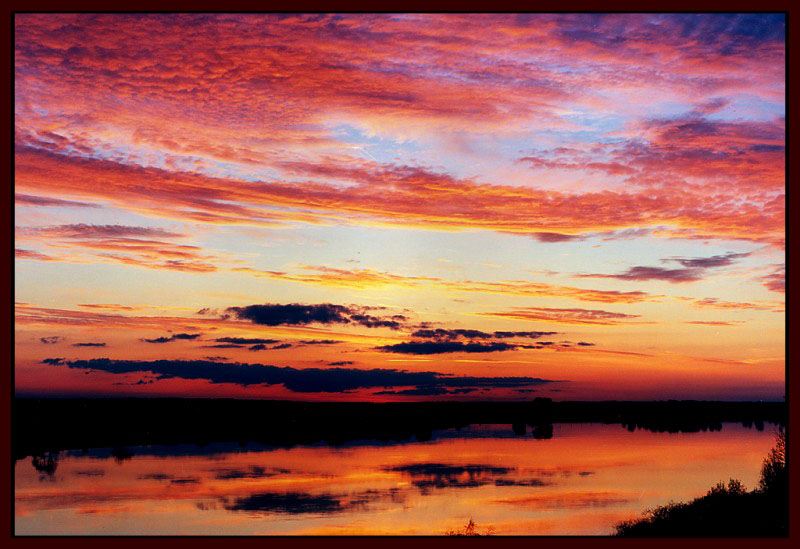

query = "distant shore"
(12, 397), (786, 460)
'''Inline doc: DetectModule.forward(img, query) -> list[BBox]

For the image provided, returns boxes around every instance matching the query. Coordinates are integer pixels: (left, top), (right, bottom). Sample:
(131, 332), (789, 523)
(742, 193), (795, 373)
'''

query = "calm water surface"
(15, 422), (778, 535)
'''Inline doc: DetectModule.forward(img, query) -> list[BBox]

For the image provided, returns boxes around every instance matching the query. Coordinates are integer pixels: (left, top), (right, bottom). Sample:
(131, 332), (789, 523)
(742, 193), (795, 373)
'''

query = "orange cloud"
(238, 264), (657, 304)
(493, 491), (635, 509)
(481, 307), (641, 326)
(688, 297), (784, 312)
(16, 224), (220, 273)
(684, 321), (740, 327)
(15, 143), (784, 246)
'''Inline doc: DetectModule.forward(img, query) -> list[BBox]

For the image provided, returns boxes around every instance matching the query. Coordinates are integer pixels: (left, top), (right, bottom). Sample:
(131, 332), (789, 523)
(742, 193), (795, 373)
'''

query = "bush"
(445, 518), (495, 536)
(614, 431), (787, 537)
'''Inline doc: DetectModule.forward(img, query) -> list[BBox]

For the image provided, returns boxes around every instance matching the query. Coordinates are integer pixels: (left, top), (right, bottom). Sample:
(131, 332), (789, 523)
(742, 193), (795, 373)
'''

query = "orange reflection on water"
(15, 422), (778, 535)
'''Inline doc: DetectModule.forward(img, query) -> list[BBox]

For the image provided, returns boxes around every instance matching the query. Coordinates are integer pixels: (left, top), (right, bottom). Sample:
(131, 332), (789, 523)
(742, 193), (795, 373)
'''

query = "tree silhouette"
(758, 430), (785, 495)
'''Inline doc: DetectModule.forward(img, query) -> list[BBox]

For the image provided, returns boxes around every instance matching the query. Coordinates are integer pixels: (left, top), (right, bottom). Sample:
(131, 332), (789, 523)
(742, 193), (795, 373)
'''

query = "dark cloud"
(45, 357), (557, 393)
(227, 303), (351, 325)
(74, 469), (105, 477)
(493, 331), (559, 339)
(760, 265), (785, 293)
(72, 342), (106, 347)
(226, 303), (406, 329)
(201, 344), (245, 349)
(412, 328), (495, 339)
(170, 477), (200, 485)
(223, 489), (400, 515)
(530, 232), (585, 243)
(579, 265), (703, 283)
(328, 361), (354, 366)
(113, 379), (154, 386)
(576, 342), (595, 346)
(374, 387), (479, 396)
(377, 341), (518, 354)
(15, 193), (99, 208)
(271, 343), (292, 350)
(348, 314), (404, 329)
(494, 478), (551, 487)
(40, 336), (62, 344)
(142, 333), (202, 343)
(300, 340), (342, 345)
(248, 344), (267, 351)
(28, 224), (184, 239)
(667, 251), (750, 269)
(411, 329), (558, 340)
(212, 466), (289, 480)
(579, 251), (752, 284)
(215, 337), (280, 345)
(139, 473), (174, 481)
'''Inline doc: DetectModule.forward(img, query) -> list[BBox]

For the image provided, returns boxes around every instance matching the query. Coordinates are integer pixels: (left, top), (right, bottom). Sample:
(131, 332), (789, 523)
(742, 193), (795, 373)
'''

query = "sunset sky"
(14, 13), (785, 401)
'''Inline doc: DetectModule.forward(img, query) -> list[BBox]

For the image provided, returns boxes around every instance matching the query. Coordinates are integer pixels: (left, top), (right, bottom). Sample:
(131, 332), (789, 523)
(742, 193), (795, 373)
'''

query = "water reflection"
(15, 422), (780, 535)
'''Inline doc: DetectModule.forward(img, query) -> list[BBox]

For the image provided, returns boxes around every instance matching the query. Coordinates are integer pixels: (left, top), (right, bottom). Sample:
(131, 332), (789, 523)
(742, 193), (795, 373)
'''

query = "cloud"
(24, 224), (184, 239)
(328, 361), (354, 366)
(238, 265), (440, 290)
(494, 479), (552, 487)
(142, 333), (202, 343)
(684, 321), (739, 326)
(13, 14), (784, 248)
(15, 248), (56, 261)
(667, 251), (750, 269)
(374, 387), (479, 396)
(576, 251), (754, 286)
(493, 491), (633, 509)
(578, 266), (704, 283)
(44, 357), (558, 393)
(215, 337), (280, 345)
(212, 466), (289, 480)
(224, 490), (397, 515)
(689, 297), (783, 312)
(78, 304), (139, 311)
(530, 232), (586, 243)
(226, 303), (406, 330)
(39, 336), (62, 344)
(759, 265), (785, 293)
(16, 223), (219, 273)
(247, 265), (658, 304)
(377, 341), (518, 354)
(15, 193), (99, 208)
(72, 342), (106, 347)
(15, 144), (785, 247)
(411, 328), (558, 340)
(482, 307), (640, 325)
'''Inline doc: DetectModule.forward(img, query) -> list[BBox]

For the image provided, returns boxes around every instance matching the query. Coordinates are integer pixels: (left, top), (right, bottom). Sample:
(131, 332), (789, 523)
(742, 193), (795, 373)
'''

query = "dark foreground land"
(615, 431), (788, 537)
(12, 397), (785, 460)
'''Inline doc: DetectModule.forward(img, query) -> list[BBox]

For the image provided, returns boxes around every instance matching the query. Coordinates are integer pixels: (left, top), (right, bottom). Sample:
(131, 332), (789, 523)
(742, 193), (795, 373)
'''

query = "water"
(14, 422), (779, 535)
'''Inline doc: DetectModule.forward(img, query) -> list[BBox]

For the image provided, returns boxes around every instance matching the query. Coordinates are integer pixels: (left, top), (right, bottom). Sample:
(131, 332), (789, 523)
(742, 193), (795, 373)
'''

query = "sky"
(14, 13), (785, 401)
